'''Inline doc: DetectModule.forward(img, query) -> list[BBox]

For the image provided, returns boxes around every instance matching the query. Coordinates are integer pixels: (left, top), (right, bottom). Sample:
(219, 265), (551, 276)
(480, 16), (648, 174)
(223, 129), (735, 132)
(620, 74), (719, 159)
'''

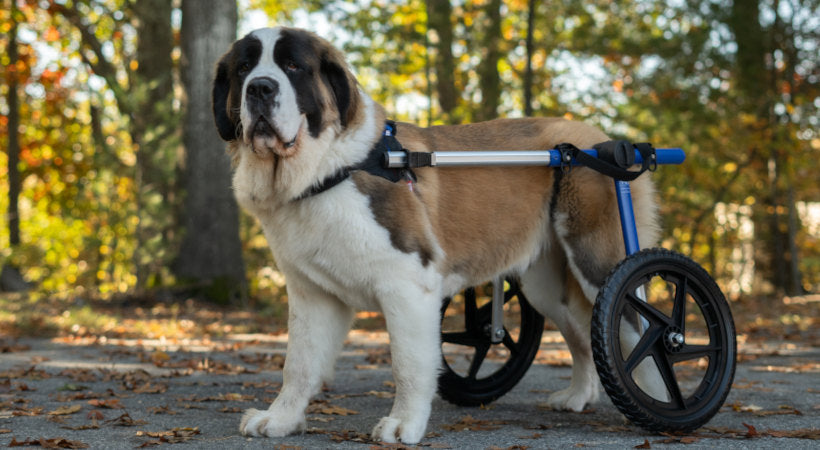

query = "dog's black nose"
(247, 77), (278, 101)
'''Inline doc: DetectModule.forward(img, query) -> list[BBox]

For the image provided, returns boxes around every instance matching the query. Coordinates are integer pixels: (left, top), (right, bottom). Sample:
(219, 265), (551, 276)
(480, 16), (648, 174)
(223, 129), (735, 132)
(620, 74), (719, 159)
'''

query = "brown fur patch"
(391, 117), (627, 284)
(352, 173), (434, 267)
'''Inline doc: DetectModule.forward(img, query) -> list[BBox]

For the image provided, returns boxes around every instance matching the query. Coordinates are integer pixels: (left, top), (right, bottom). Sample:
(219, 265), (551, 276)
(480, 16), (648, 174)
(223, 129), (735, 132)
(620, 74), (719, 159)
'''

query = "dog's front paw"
(239, 408), (306, 437)
(372, 415), (426, 445)
(546, 384), (599, 412)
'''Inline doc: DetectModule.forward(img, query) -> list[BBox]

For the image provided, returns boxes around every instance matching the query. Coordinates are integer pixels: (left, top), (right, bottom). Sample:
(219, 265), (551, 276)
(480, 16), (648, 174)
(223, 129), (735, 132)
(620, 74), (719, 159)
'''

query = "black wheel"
(592, 248), (736, 433)
(438, 278), (544, 406)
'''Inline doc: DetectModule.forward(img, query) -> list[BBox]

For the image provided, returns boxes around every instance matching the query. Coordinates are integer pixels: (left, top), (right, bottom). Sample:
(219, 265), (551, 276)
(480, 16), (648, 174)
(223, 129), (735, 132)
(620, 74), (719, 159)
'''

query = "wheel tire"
(438, 279), (544, 407)
(592, 248), (736, 432)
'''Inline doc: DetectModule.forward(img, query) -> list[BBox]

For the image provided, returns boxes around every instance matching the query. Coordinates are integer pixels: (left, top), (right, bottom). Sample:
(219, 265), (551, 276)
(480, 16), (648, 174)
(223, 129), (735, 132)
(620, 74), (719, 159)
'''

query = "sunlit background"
(1, 0), (818, 316)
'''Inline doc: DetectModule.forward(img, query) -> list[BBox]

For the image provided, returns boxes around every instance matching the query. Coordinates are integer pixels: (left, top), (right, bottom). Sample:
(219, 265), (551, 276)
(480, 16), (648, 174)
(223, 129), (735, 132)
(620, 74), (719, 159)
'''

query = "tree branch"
(49, 1), (132, 116)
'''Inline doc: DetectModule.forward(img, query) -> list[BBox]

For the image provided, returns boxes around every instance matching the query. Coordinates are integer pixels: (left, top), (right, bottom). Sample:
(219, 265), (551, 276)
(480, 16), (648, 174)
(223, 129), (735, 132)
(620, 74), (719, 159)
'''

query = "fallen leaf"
(136, 427), (200, 443)
(132, 383), (168, 394)
(742, 422), (759, 438)
(86, 410), (104, 420)
(8, 437), (89, 448)
(440, 415), (508, 432)
(151, 350), (171, 365)
(57, 384), (89, 392)
(765, 428), (820, 439)
(87, 399), (122, 409)
(306, 400), (358, 416)
(47, 405), (83, 416)
(634, 439), (651, 448)
(740, 404), (763, 413)
(61, 423), (100, 431)
(12, 406), (44, 416)
(146, 405), (177, 415)
(57, 369), (97, 383)
(105, 412), (147, 427)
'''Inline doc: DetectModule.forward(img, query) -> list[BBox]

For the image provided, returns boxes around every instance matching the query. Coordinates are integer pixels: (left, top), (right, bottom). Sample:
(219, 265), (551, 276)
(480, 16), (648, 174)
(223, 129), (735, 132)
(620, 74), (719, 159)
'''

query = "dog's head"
(212, 27), (360, 158)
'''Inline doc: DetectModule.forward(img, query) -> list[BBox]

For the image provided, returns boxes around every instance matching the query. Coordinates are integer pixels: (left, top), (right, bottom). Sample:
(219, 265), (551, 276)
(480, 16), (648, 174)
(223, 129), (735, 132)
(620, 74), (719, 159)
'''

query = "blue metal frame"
(615, 180), (642, 256)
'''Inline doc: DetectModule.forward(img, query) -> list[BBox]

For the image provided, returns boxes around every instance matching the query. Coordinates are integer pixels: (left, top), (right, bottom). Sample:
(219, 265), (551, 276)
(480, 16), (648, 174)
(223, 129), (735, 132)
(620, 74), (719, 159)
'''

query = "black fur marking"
(274, 29), (324, 137)
(212, 34), (262, 141)
(321, 55), (352, 128)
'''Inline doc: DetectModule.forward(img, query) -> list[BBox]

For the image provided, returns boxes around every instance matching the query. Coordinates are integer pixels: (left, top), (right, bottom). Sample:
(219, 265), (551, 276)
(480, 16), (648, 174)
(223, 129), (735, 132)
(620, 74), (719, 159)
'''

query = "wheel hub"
(664, 326), (685, 352)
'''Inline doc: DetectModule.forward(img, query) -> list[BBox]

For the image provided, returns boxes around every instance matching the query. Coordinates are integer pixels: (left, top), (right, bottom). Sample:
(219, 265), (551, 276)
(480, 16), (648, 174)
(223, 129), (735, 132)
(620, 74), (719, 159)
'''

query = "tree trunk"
(1, 3), (28, 292)
(6, 8), (20, 249)
(728, 0), (785, 293)
(131, 0), (177, 289)
(476, 0), (502, 121)
(176, 0), (246, 304)
(427, 0), (458, 123)
(523, 0), (536, 117)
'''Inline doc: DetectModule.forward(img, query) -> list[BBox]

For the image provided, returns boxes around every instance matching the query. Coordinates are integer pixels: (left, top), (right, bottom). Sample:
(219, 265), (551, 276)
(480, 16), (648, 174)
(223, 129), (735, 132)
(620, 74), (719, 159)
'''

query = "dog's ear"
(321, 52), (359, 129)
(212, 54), (238, 141)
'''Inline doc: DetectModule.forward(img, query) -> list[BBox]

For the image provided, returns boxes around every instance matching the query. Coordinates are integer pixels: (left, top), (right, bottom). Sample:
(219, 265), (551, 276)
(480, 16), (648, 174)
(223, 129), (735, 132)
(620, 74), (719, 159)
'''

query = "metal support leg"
(490, 276), (505, 344)
(615, 180), (650, 332)
(615, 180), (640, 256)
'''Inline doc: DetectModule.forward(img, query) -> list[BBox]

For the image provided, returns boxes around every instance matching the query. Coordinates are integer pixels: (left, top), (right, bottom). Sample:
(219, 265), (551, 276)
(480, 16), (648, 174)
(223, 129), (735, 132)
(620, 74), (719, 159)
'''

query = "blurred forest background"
(1, 0), (818, 322)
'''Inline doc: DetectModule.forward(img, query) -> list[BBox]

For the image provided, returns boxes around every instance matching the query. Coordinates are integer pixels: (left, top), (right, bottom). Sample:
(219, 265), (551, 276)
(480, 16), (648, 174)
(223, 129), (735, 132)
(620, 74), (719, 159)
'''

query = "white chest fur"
(233, 160), (441, 312)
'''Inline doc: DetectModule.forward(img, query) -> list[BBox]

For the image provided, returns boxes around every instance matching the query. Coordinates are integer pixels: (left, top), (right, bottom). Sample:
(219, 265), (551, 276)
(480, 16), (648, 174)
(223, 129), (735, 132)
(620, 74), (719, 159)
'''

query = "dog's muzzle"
(244, 77), (297, 152)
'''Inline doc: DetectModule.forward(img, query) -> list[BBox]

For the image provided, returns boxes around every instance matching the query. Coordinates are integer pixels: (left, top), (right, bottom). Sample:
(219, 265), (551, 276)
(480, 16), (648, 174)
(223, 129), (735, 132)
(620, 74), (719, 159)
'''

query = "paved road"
(1, 331), (817, 448)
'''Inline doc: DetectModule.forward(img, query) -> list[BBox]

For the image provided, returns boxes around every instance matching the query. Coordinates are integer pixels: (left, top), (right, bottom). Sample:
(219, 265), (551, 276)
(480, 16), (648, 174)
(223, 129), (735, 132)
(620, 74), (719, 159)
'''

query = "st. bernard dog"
(212, 27), (664, 444)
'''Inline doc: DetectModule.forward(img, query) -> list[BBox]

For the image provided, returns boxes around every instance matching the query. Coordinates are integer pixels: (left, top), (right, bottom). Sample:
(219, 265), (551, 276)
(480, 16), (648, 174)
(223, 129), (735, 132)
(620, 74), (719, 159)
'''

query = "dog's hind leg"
(549, 173), (667, 407)
(521, 255), (600, 412)
(371, 285), (441, 445)
(240, 279), (354, 438)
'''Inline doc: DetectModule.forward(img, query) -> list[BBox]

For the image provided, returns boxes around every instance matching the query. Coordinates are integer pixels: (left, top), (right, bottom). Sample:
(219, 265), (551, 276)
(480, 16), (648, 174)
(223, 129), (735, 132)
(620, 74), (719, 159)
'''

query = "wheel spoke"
(441, 331), (482, 347)
(669, 344), (719, 364)
(625, 292), (671, 326)
(654, 351), (686, 408)
(623, 326), (663, 375)
(671, 275), (687, 330)
(468, 344), (490, 380)
(501, 328), (519, 356)
(464, 288), (478, 331)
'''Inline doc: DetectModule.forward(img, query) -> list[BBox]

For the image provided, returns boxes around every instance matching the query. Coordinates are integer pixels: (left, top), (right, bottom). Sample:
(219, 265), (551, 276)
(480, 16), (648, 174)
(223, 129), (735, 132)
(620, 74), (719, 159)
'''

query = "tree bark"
(6, 7), (20, 249)
(131, 0), (177, 289)
(1, 2), (28, 292)
(476, 0), (502, 121)
(176, 0), (246, 303)
(427, 0), (458, 123)
(523, 0), (536, 117)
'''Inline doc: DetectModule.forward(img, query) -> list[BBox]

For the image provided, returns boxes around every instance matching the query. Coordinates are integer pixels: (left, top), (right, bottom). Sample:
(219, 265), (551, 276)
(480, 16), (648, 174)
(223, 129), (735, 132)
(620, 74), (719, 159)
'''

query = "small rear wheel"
(592, 248), (736, 432)
(438, 278), (544, 406)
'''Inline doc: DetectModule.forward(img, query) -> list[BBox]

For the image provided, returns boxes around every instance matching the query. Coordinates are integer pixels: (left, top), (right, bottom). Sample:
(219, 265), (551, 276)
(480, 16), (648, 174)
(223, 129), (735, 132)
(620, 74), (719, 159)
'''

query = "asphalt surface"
(1, 330), (818, 449)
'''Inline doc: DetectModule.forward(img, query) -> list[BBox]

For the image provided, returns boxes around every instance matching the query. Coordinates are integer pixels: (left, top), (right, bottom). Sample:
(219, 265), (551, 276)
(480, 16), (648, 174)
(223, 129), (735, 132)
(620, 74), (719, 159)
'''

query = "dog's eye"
(238, 63), (251, 75)
(285, 61), (299, 73)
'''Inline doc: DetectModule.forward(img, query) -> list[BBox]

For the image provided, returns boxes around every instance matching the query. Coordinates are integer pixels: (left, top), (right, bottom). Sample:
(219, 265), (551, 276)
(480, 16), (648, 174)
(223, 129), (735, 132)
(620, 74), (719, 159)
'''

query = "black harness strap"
(558, 140), (656, 181)
(294, 121), (413, 201)
(296, 126), (657, 201)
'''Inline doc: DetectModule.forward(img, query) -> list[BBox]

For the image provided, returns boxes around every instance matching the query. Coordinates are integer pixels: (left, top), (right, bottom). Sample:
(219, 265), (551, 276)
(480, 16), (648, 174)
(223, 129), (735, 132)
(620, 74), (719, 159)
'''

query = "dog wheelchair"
(384, 140), (737, 433)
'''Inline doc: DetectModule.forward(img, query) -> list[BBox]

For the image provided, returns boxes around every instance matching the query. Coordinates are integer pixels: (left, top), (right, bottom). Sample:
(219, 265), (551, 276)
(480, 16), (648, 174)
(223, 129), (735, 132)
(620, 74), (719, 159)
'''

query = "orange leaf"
(45, 26), (60, 42)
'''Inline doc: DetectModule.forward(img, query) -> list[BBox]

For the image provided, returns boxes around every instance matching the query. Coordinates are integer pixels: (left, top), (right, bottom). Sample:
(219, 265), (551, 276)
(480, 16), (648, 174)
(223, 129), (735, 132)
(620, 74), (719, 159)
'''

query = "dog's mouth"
(246, 116), (299, 158)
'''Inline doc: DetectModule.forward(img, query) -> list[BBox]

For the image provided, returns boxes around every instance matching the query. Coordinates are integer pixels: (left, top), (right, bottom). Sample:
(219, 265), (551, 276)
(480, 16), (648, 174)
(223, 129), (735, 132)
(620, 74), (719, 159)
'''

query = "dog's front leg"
(372, 288), (441, 445)
(240, 281), (353, 438)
